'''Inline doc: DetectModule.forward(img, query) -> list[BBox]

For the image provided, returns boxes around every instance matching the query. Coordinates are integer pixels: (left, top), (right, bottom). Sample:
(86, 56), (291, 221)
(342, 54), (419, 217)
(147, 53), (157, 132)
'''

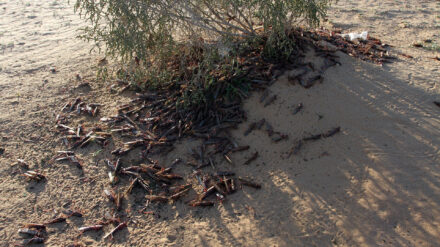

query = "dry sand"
(0, 0), (439, 246)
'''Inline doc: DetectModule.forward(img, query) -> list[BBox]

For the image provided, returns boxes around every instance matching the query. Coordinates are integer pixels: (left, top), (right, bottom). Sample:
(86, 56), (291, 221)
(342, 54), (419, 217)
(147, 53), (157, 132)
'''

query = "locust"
(199, 186), (216, 200)
(300, 75), (323, 89)
(169, 184), (192, 194)
(18, 228), (39, 237)
(22, 171), (45, 181)
(215, 171), (235, 177)
(288, 141), (303, 157)
(223, 154), (233, 164)
(16, 236), (45, 246)
(104, 189), (116, 203)
(231, 146), (249, 153)
(45, 217), (66, 224)
(23, 224), (46, 230)
(238, 177), (261, 189)
(322, 127), (341, 138)
(125, 178), (139, 195)
(256, 119), (266, 129)
(169, 187), (191, 201)
(16, 159), (29, 169)
(56, 154), (83, 169)
(103, 222), (127, 240)
(243, 152), (258, 165)
(78, 225), (104, 233)
(265, 122), (274, 136)
(63, 210), (83, 218)
(264, 95), (277, 107)
(303, 126), (341, 141)
(189, 200), (215, 207)
(271, 132), (288, 143)
(292, 103), (303, 115)
(259, 89), (270, 103)
(145, 195), (169, 203)
(243, 122), (257, 136)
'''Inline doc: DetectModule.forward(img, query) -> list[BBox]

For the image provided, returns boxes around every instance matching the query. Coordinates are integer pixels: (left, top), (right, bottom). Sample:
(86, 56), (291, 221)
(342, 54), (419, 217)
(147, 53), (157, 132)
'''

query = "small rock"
(49, 67), (57, 73)
(0, 147), (4, 155)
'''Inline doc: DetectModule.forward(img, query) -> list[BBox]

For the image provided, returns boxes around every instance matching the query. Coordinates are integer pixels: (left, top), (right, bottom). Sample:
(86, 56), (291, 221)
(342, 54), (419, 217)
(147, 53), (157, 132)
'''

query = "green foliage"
(75, 0), (332, 106)
(75, 0), (331, 61)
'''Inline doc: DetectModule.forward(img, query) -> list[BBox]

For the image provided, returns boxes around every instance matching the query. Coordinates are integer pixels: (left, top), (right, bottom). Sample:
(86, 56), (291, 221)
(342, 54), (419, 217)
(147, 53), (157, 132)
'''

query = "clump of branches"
(75, 0), (332, 104)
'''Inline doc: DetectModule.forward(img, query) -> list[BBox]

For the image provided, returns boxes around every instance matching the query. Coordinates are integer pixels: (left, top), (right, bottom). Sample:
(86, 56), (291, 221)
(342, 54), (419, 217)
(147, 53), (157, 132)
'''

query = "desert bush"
(75, 0), (332, 104)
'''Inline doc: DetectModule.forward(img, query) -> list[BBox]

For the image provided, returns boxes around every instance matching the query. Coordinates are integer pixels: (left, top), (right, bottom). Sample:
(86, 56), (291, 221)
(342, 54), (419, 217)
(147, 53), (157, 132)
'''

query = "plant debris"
(311, 28), (395, 65)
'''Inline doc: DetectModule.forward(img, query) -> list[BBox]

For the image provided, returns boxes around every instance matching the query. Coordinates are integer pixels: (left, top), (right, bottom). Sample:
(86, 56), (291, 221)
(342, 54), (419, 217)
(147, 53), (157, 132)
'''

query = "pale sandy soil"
(0, 1), (439, 247)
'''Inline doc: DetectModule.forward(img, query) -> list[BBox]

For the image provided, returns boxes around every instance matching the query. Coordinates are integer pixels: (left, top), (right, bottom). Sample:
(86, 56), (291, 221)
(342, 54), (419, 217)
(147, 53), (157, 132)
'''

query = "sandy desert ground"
(0, 0), (439, 246)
